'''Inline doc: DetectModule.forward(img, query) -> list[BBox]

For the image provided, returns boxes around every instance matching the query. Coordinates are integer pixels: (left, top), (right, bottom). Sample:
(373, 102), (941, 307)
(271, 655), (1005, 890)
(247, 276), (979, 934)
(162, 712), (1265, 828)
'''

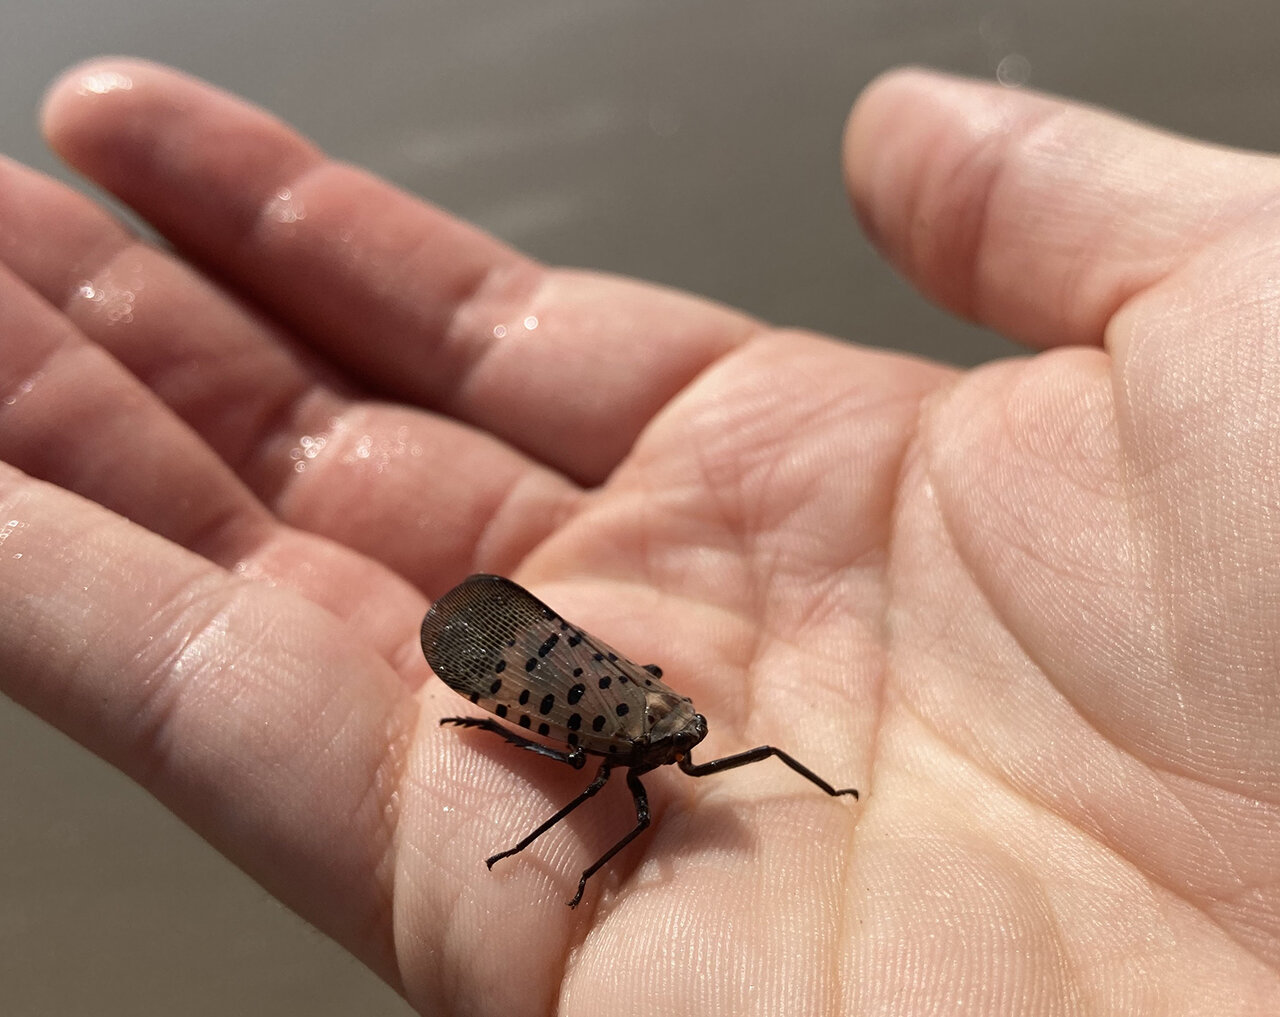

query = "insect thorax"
(610, 691), (705, 769)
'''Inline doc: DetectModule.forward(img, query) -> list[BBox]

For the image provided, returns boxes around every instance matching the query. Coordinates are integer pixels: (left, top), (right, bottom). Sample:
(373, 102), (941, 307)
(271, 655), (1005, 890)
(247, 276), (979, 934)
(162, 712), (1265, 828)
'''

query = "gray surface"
(2, 1), (1278, 1013)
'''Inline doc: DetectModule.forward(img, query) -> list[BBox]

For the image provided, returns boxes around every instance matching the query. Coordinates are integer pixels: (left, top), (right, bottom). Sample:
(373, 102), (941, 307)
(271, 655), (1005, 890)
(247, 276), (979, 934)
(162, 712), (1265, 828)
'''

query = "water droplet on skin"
(106, 291), (136, 324)
(288, 433), (329, 473)
(2, 375), (41, 407)
(341, 427), (421, 473)
(299, 434), (327, 458)
(0, 518), (25, 547)
(78, 71), (133, 96)
(77, 275), (139, 324)
(232, 559), (269, 581)
(266, 187), (307, 223)
(492, 316), (539, 339)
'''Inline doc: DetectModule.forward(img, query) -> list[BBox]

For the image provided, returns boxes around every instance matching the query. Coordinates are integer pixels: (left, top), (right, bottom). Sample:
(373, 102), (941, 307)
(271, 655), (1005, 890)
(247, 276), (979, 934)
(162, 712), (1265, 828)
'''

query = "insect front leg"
(568, 768), (652, 909)
(679, 746), (858, 798)
(440, 716), (586, 769)
(487, 760), (615, 872)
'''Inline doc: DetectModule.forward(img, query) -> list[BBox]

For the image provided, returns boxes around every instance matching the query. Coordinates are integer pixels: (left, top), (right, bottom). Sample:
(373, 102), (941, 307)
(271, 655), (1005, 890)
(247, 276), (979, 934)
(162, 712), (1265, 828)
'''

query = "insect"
(421, 574), (859, 907)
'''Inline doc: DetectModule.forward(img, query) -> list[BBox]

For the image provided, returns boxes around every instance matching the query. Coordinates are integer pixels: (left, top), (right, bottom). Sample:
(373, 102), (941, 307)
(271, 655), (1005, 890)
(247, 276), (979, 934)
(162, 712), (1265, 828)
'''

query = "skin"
(0, 57), (1277, 1015)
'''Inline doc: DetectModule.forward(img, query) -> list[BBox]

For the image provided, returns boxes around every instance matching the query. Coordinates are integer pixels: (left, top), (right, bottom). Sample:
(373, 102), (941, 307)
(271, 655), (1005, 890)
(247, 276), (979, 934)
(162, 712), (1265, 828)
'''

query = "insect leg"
(679, 747), (858, 798)
(568, 768), (652, 909)
(440, 716), (586, 769)
(487, 761), (614, 871)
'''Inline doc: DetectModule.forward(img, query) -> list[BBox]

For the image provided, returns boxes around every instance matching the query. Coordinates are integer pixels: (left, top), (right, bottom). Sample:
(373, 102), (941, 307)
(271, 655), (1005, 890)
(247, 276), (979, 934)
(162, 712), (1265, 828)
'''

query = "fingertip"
(843, 68), (932, 249)
(843, 67), (1034, 179)
(843, 67), (957, 180)
(845, 69), (1280, 353)
(41, 57), (160, 147)
(844, 68), (1137, 346)
(843, 68), (1032, 256)
(38, 56), (323, 244)
(845, 69), (961, 197)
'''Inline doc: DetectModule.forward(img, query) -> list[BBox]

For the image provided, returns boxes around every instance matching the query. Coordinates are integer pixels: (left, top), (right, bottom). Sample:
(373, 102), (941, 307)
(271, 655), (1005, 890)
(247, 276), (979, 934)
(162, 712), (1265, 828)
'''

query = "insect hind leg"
(679, 746), (858, 798)
(487, 761), (614, 873)
(440, 716), (585, 769)
(568, 768), (652, 908)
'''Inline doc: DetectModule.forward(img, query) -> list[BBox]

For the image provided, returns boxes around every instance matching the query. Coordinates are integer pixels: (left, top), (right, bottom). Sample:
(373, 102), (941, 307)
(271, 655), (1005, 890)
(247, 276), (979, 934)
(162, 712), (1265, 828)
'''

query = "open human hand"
(1, 60), (1276, 1015)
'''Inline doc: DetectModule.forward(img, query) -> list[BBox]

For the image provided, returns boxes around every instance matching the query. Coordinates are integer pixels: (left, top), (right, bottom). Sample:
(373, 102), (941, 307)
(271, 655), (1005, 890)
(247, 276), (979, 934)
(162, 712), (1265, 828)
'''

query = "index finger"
(42, 59), (757, 484)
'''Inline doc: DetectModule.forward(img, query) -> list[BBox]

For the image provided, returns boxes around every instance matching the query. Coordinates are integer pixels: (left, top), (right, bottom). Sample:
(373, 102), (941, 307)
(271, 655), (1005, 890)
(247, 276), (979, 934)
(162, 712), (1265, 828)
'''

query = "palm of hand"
(0, 61), (1276, 1015)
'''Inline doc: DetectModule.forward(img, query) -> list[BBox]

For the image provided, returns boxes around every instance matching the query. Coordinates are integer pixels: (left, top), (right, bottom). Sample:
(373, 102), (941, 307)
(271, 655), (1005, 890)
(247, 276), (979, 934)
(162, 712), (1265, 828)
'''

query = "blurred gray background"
(1, 1), (1277, 1013)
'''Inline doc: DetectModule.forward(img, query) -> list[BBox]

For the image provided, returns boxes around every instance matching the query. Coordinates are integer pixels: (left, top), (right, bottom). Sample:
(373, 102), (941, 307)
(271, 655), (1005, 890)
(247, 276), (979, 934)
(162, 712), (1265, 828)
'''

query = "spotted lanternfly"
(421, 573), (859, 907)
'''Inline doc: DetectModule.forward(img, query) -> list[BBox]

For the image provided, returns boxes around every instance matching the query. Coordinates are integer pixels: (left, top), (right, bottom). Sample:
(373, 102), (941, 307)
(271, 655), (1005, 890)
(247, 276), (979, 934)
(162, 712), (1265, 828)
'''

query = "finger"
(0, 262), (426, 659)
(843, 69), (1280, 350)
(0, 156), (577, 596)
(0, 464), (418, 987)
(42, 59), (757, 484)
(0, 149), (333, 489)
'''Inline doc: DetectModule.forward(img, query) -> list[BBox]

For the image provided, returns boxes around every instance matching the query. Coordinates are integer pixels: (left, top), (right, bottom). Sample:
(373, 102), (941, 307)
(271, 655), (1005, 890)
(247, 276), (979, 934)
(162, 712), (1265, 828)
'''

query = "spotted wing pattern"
(421, 574), (691, 756)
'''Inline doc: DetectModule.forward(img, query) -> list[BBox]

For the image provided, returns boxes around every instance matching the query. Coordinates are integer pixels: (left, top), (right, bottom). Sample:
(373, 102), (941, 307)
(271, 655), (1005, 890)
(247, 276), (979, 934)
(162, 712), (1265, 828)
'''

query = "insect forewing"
(422, 574), (684, 755)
